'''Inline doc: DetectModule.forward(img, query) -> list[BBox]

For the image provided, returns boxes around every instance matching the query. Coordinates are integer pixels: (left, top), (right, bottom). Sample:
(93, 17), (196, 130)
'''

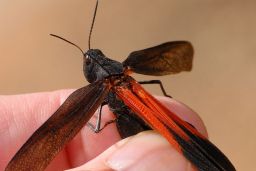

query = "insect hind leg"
(139, 80), (172, 98)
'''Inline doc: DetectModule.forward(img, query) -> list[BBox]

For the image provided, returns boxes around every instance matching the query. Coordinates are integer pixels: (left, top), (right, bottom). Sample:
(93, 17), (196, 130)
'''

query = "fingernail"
(106, 131), (193, 171)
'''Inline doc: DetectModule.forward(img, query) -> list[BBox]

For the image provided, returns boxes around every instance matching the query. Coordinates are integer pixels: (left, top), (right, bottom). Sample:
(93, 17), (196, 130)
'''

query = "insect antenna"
(49, 34), (84, 56)
(88, 0), (99, 49)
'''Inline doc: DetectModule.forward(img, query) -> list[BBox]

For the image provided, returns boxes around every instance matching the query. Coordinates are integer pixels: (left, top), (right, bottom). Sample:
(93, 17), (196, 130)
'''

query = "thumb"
(66, 131), (196, 171)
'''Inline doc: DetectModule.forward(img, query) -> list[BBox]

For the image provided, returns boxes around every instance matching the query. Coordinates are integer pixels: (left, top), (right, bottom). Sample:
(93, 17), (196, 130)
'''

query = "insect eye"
(85, 55), (92, 65)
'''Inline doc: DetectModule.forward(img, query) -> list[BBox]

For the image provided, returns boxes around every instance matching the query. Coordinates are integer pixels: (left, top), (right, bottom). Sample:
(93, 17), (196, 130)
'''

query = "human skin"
(0, 90), (207, 171)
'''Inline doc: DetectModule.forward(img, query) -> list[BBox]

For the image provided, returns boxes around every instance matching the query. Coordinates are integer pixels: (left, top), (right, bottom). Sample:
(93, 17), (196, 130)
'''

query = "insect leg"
(97, 119), (117, 132)
(139, 80), (172, 98)
(87, 101), (116, 133)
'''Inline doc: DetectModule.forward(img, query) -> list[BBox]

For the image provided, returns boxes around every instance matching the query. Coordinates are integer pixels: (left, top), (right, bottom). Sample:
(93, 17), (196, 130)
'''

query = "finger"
(0, 90), (120, 170)
(0, 90), (73, 170)
(66, 97), (206, 171)
(158, 96), (208, 137)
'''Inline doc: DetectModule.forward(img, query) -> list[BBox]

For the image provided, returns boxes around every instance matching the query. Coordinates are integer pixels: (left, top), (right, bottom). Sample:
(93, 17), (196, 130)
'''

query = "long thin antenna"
(50, 34), (84, 55)
(88, 0), (99, 49)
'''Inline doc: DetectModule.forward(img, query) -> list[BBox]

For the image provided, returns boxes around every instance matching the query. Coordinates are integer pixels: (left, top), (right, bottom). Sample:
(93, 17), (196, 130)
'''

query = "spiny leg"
(139, 80), (172, 98)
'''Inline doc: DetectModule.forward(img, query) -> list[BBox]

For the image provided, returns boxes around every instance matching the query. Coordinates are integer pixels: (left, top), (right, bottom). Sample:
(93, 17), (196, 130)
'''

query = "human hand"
(0, 90), (207, 171)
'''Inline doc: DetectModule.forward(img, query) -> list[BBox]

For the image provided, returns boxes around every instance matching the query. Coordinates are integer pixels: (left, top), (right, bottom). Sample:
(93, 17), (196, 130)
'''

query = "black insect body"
(85, 48), (158, 139)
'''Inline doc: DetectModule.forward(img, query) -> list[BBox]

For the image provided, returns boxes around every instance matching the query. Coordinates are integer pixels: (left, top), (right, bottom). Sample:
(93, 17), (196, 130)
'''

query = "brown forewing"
(5, 81), (109, 171)
(123, 41), (193, 76)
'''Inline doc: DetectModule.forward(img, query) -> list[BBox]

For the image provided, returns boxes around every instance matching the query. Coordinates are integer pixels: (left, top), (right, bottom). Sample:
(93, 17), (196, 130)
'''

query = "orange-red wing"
(129, 79), (203, 138)
(114, 78), (236, 171)
(114, 84), (182, 153)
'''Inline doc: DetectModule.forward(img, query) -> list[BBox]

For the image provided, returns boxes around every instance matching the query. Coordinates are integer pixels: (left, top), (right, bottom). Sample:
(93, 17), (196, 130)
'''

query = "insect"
(5, 1), (236, 171)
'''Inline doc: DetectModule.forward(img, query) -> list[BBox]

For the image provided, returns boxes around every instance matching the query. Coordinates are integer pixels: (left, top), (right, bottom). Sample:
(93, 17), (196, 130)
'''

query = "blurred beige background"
(0, 0), (255, 170)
